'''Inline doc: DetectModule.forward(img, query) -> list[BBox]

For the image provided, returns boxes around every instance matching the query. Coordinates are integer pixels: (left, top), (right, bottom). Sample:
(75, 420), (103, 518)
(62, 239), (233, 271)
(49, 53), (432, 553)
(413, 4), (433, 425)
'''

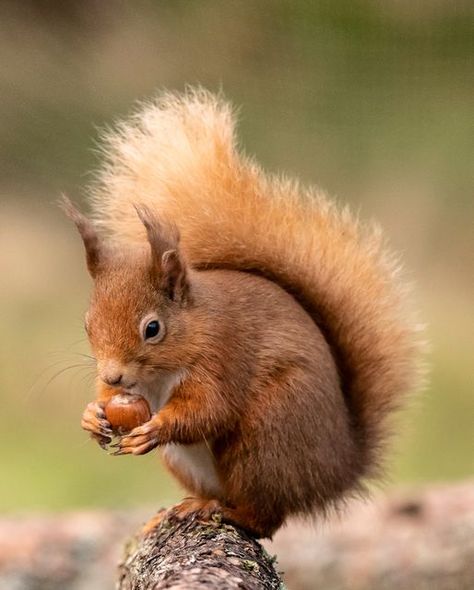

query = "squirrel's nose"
(98, 360), (125, 387)
(103, 373), (123, 386)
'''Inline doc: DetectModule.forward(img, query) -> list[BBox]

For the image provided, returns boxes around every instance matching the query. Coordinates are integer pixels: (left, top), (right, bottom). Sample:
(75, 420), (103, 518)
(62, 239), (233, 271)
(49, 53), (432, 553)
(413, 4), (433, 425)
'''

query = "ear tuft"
(133, 203), (156, 233)
(134, 203), (180, 252)
(59, 195), (103, 277)
(58, 194), (85, 226)
(134, 203), (189, 303)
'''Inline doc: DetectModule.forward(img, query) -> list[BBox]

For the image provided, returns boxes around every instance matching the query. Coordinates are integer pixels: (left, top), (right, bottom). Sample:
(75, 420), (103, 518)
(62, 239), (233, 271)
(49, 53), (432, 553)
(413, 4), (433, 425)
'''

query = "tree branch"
(117, 510), (283, 589)
(0, 482), (473, 589)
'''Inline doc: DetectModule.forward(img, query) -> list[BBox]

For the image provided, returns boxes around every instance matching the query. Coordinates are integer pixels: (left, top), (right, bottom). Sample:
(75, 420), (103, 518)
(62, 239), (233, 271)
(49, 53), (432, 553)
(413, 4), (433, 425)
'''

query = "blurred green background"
(0, 1), (472, 512)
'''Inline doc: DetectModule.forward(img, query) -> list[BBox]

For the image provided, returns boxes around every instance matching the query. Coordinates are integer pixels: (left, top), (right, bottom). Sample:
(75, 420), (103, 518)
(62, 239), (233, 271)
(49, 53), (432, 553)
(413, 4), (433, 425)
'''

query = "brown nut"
(104, 393), (151, 435)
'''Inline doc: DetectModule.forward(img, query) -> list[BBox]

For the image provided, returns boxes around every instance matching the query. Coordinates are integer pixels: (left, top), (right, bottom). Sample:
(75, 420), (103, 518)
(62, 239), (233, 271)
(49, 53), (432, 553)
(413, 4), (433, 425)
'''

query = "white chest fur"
(137, 369), (184, 413)
(135, 369), (223, 498)
(162, 442), (223, 498)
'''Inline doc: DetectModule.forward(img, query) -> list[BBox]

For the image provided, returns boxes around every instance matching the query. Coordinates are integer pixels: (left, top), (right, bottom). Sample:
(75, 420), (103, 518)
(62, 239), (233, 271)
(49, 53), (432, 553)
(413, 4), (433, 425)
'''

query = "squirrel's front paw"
(111, 417), (160, 456)
(81, 401), (113, 448)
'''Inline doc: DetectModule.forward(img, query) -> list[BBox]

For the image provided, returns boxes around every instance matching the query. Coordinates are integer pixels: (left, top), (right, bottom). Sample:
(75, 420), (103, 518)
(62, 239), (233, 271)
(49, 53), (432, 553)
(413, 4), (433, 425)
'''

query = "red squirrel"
(63, 89), (423, 538)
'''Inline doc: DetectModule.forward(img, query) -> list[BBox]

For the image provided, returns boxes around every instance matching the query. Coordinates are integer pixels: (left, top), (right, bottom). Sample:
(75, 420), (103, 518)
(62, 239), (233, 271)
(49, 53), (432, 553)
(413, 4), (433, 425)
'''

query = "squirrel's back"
(89, 89), (423, 478)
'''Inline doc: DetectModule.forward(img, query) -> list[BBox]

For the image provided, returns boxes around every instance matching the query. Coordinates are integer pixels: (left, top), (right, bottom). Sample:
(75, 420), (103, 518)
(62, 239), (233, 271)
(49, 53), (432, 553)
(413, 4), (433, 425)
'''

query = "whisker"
(24, 358), (85, 400)
(24, 363), (94, 404)
(64, 365), (96, 400)
(70, 352), (96, 363)
(46, 350), (96, 365)
(77, 369), (97, 389)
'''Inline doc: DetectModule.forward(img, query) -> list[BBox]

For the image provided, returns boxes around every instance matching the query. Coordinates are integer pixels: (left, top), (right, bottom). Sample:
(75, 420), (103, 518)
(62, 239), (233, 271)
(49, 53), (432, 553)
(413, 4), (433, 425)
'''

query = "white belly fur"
(162, 442), (223, 498)
(136, 370), (223, 498)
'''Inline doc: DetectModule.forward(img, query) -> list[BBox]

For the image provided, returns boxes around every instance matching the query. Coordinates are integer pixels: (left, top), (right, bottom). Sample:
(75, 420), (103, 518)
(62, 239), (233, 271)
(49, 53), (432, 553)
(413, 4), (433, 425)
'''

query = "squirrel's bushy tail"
(90, 89), (424, 476)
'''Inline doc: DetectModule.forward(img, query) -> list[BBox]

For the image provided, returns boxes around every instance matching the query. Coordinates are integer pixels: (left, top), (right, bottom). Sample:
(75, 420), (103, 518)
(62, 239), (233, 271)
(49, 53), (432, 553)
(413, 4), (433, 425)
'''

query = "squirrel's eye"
(144, 320), (160, 340)
(140, 315), (165, 343)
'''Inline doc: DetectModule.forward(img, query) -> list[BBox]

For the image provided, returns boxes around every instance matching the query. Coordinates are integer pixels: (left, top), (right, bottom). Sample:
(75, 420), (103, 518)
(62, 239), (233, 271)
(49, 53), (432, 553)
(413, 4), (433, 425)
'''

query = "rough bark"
(0, 482), (473, 589)
(117, 511), (283, 590)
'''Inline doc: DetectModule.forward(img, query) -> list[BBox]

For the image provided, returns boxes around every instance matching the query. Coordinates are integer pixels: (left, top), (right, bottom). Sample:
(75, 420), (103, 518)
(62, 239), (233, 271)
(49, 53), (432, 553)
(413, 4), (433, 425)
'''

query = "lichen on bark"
(117, 510), (284, 589)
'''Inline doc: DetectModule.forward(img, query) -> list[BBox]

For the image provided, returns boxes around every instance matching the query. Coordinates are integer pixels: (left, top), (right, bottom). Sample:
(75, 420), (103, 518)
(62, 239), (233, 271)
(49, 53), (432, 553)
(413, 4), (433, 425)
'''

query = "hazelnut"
(105, 393), (151, 435)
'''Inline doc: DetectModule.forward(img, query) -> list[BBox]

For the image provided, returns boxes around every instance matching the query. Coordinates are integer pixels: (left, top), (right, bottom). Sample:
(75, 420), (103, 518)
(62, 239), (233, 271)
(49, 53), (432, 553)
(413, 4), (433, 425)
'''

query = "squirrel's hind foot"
(169, 497), (223, 524)
(168, 497), (278, 539)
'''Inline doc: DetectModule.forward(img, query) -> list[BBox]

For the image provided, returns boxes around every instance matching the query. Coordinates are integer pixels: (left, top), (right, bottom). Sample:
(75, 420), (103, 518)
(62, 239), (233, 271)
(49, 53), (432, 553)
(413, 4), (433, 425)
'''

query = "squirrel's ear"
(135, 204), (190, 303)
(59, 195), (103, 278)
(160, 248), (190, 303)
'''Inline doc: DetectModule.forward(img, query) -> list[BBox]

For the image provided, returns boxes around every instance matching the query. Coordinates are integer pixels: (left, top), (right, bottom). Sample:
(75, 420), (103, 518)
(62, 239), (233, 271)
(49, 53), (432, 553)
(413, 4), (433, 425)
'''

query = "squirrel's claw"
(82, 417), (112, 438)
(111, 419), (161, 456)
(95, 408), (106, 420)
(111, 439), (159, 456)
(92, 433), (112, 449)
(122, 420), (157, 437)
(81, 401), (113, 449)
(110, 448), (126, 456)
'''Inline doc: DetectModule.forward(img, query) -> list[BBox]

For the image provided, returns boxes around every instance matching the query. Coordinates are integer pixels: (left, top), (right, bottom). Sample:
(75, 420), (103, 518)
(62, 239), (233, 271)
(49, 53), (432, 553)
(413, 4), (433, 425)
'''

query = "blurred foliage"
(0, 1), (472, 512)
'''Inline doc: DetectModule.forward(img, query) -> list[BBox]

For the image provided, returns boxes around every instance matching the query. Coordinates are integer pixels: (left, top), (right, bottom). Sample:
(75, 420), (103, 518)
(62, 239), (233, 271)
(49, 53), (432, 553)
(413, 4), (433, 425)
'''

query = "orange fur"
(90, 89), (423, 469)
(70, 89), (424, 538)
